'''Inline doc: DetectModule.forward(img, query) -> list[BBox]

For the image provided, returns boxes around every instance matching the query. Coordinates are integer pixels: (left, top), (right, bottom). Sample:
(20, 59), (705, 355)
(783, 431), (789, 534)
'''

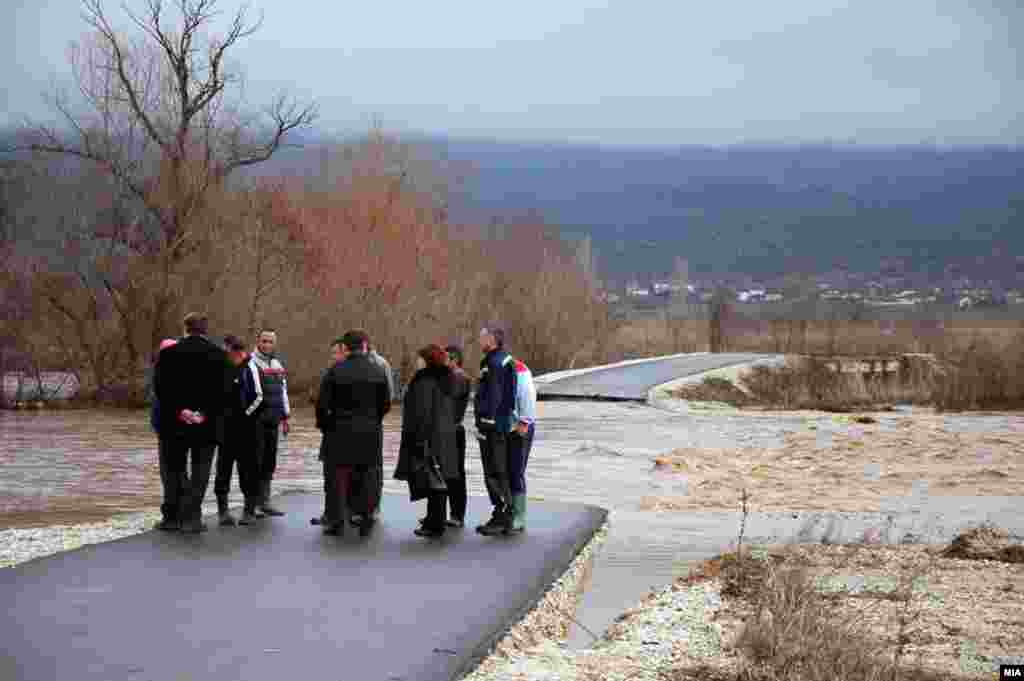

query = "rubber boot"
(476, 505), (505, 534)
(479, 504), (512, 536)
(260, 480), (285, 516)
(238, 500), (263, 525)
(506, 494), (526, 534)
(217, 496), (236, 527)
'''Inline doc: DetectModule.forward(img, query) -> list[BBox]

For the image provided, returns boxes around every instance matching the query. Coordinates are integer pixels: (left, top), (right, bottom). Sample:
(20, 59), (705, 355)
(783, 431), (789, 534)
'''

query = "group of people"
(150, 312), (537, 540)
(151, 314), (293, 532)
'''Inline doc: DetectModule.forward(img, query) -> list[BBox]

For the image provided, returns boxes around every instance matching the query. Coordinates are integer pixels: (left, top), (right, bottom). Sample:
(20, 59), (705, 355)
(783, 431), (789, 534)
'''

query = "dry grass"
(669, 342), (1023, 412)
(665, 492), (1023, 681)
(739, 357), (934, 412)
(932, 337), (1024, 411)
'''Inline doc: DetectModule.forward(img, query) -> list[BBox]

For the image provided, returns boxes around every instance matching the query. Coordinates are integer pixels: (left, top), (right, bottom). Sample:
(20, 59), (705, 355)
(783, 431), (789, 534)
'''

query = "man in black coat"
(312, 339), (346, 528)
(153, 313), (232, 533)
(315, 329), (391, 537)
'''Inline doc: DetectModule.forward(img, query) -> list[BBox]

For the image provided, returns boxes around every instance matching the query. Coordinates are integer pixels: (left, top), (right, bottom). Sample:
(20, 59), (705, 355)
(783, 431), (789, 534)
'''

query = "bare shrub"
(932, 334), (1024, 411)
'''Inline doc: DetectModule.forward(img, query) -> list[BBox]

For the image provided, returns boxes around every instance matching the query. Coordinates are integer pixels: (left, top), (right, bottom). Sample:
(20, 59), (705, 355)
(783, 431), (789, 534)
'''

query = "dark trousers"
(328, 464), (379, 525)
(425, 490), (448, 529)
(159, 435), (215, 526)
(351, 463), (381, 517)
(260, 422), (280, 484)
(216, 418), (263, 504)
(446, 425), (468, 520)
(508, 424), (535, 496)
(478, 430), (512, 513)
(346, 432), (383, 517)
(321, 452), (337, 522)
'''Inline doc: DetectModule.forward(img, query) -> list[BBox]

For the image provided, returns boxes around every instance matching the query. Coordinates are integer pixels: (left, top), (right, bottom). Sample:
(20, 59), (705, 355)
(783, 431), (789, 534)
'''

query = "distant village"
(594, 257), (1024, 311)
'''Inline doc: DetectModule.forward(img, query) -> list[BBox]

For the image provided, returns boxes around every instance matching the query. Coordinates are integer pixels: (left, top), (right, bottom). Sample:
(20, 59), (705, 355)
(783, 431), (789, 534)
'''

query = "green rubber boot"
(507, 494), (526, 534)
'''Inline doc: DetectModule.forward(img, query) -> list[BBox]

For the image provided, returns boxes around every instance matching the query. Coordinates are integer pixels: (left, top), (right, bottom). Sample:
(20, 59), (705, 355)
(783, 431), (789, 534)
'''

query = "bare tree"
(19, 0), (316, 390)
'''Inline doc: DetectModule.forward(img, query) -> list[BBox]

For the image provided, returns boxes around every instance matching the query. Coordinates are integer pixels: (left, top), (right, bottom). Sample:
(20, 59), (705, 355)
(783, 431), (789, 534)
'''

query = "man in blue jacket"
(217, 335), (266, 526)
(474, 325), (518, 536)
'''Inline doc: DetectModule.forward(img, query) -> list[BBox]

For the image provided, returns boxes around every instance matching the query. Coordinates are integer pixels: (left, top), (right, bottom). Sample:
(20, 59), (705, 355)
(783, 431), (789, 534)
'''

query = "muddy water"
(0, 402), (807, 529)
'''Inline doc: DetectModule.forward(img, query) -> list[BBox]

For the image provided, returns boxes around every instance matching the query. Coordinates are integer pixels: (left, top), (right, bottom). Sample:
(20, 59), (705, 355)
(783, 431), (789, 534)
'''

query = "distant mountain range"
(6, 127), (1022, 285)
(265, 134), (1024, 285)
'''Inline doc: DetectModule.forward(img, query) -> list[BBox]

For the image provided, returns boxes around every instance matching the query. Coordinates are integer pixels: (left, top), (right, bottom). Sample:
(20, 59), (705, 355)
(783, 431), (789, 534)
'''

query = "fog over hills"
(259, 134), (1023, 285)
(5, 128), (1022, 286)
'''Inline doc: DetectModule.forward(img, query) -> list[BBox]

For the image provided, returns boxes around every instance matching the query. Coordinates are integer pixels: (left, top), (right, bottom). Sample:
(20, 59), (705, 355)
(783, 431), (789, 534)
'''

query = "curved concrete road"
(536, 352), (779, 401)
(1, 493), (605, 681)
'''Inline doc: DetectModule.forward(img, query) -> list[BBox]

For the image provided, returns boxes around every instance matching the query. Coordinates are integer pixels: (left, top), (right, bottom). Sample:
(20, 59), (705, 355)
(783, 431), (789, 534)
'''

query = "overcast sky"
(2, 0), (1020, 146)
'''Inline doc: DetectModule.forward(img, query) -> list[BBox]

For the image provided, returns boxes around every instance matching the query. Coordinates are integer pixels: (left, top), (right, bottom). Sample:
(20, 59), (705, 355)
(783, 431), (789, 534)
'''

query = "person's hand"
(516, 421), (530, 436)
(282, 418), (291, 436)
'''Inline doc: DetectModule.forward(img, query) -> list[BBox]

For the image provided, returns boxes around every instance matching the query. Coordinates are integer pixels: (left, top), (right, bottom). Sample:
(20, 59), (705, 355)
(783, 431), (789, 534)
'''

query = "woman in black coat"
(393, 344), (459, 537)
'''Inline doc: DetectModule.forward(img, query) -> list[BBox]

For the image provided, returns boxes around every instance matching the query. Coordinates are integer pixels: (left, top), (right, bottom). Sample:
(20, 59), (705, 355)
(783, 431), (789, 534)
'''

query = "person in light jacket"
(250, 329), (291, 517)
(506, 357), (537, 534)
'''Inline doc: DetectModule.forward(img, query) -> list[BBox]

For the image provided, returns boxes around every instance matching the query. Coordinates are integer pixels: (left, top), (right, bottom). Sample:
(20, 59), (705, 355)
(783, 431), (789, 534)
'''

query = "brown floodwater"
(2, 403), (1021, 530)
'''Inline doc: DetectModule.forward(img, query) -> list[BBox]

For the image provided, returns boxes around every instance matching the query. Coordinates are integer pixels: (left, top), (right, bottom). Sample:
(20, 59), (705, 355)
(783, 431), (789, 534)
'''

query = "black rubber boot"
(238, 501), (263, 525)
(260, 481), (285, 517)
(475, 506), (506, 534)
(479, 507), (513, 537)
(217, 496), (236, 527)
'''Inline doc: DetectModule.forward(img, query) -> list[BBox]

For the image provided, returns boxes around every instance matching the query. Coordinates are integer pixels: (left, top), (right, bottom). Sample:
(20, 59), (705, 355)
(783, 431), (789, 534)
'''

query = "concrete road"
(1, 493), (605, 681)
(536, 353), (777, 401)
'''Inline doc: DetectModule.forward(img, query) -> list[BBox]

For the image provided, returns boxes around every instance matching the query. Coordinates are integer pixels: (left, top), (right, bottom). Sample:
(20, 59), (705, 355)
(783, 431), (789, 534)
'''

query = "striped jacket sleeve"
(244, 359), (264, 416)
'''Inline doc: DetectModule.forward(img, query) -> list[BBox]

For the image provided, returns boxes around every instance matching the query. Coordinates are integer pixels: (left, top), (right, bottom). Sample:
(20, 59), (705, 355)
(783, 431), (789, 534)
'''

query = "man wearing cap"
(316, 329), (391, 537)
(350, 334), (394, 528)
(474, 325), (518, 536)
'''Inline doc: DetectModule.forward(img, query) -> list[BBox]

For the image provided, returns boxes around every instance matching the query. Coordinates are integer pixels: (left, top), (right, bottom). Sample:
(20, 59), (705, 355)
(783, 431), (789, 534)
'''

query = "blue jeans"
(508, 424), (535, 496)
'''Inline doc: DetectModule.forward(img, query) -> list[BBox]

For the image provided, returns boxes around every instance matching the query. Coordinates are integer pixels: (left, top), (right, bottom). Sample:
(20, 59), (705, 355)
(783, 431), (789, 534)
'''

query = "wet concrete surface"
(1, 493), (605, 681)
(535, 352), (777, 400)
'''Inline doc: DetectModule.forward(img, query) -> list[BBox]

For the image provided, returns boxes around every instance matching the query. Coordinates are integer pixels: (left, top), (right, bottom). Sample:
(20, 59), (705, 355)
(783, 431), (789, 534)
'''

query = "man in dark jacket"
(474, 325), (518, 536)
(153, 313), (232, 533)
(315, 329), (391, 537)
(444, 345), (471, 528)
(312, 339), (346, 527)
(350, 331), (392, 528)
(216, 335), (266, 526)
